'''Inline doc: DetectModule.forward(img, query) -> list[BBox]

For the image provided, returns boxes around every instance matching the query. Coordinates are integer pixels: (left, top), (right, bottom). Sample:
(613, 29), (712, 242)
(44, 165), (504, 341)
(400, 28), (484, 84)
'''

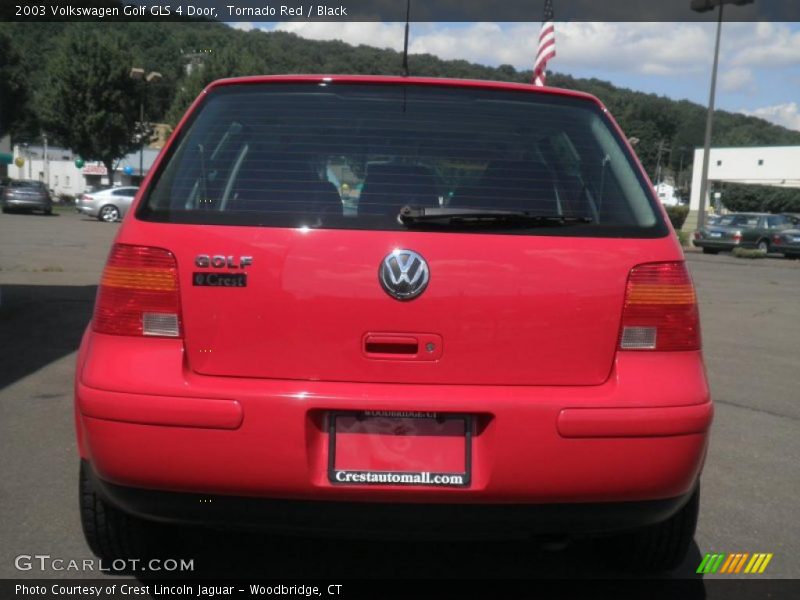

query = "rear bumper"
(76, 204), (98, 216)
(75, 332), (712, 530)
(4, 198), (51, 209)
(773, 243), (800, 255)
(692, 239), (739, 250)
(83, 460), (697, 538)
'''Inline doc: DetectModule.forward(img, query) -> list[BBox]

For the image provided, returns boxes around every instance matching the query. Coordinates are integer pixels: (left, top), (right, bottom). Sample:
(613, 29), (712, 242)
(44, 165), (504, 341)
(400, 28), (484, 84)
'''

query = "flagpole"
(402, 0), (411, 77)
(532, 0), (556, 86)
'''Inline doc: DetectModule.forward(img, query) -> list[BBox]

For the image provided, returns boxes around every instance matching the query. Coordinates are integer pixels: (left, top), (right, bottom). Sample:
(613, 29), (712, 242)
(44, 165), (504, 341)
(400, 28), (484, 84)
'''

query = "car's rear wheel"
(601, 486), (700, 573)
(99, 205), (120, 222)
(757, 239), (769, 253)
(702, 248), (719, 255)
(79, 463), (169, 565)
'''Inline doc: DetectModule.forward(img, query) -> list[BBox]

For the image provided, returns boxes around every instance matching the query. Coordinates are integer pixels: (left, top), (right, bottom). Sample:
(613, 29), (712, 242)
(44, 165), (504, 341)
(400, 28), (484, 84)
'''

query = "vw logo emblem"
(379, 250), (430, 301)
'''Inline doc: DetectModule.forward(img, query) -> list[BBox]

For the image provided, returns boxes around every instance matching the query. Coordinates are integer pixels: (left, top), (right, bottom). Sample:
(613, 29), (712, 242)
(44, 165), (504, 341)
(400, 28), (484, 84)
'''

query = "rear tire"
(601, 486), (700, 574)
(79, 463), (167, 565)
(757, 239), (769, 253)
(99, 205), (120, 222)
(702, 248), (719, 255)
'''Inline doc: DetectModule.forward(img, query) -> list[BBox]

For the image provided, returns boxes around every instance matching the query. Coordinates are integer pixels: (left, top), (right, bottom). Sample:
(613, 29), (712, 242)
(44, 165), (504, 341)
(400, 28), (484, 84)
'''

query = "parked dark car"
(781, 213), (800, 226)
(770, 226), (800, 258)
(693, 212), (794, 254)
(1, 180), (53, 215)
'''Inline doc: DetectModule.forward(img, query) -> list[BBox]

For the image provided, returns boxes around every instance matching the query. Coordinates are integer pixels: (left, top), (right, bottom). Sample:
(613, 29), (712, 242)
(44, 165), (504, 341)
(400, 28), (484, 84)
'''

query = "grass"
(732, 248), (767, 259)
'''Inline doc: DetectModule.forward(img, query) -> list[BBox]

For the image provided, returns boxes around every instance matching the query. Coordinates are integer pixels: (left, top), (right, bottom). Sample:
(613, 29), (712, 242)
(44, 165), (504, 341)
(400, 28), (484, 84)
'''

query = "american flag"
(532, 0), (556, 86)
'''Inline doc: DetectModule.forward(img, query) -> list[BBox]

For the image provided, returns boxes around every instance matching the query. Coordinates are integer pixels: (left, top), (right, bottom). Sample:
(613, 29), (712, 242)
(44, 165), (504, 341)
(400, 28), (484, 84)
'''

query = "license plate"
(328, 412), (471, 488)
(709, 232), (722, 238)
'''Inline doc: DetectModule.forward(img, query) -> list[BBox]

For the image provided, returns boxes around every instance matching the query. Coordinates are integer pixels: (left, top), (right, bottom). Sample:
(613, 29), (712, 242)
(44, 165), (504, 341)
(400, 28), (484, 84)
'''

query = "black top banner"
(3, 0), (800, 22)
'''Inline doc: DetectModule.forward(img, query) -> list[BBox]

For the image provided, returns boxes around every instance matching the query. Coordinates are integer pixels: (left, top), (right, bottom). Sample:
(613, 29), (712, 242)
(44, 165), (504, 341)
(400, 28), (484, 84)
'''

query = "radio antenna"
(402, 0), (411, 76)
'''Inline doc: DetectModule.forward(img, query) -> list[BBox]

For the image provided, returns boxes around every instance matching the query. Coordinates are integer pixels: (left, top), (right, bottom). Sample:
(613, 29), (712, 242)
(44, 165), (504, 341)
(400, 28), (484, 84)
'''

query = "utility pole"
(655, 140), (671, 186)
(688, 0), (755, 232)
(130, 68), (162, 184)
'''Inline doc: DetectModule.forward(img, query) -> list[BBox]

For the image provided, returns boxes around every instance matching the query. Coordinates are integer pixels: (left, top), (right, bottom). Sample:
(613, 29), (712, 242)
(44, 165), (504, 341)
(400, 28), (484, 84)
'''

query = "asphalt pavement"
(1, 210), (798, 585)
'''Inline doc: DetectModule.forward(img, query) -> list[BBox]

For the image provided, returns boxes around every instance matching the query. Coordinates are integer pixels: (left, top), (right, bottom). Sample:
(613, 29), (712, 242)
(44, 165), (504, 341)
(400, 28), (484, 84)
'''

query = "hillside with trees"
(2, 19), (800, 197)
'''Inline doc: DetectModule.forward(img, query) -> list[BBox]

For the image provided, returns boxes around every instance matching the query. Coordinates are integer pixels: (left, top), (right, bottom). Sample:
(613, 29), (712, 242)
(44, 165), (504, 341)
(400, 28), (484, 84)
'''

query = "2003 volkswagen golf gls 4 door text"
(75, 75), (712, 572)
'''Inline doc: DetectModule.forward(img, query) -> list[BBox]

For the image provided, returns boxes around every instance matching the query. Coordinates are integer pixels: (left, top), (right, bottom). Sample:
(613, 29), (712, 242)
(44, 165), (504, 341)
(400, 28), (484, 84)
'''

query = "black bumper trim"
(84, 461), (695, 540)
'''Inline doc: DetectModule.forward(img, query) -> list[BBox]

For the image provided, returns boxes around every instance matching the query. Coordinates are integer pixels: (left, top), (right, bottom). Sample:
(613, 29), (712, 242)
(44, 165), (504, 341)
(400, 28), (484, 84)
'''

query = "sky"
(227, 21), (800, 132)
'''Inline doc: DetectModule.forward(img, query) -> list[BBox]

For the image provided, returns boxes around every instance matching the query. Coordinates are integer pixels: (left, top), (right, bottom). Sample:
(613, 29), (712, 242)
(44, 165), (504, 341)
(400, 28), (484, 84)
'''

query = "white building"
(689, 146), (800, 213)
(683, 145), (800, 232)
(11, 144), (160, 198)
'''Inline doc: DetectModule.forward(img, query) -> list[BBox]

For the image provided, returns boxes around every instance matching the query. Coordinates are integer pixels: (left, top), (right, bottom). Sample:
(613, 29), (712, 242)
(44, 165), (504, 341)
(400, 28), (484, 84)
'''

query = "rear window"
(140, 83), (665, 237)
(9, 181), (42, 189)
(727, 215), (760, 228)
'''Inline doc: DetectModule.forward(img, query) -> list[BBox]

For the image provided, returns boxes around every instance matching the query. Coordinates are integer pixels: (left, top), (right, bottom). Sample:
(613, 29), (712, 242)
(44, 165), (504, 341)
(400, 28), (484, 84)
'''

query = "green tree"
(165, 39), (267, 123)
(38, 26), (139, 184)
(721, 183), (800, 213)
(0, 30), (27, 138)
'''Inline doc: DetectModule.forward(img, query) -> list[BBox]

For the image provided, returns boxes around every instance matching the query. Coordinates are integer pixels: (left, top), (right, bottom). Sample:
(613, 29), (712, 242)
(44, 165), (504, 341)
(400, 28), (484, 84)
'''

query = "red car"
(75, 75), (711, 572)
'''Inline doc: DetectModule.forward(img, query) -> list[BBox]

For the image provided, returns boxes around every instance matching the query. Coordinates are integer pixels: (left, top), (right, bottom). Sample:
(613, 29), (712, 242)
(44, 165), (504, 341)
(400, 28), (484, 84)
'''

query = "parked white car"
(76, 187), (138, 222)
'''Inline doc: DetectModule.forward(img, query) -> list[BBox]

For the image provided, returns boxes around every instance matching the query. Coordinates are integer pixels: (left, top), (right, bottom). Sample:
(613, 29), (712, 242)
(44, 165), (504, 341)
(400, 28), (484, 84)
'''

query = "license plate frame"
(327, 411), (472, 488)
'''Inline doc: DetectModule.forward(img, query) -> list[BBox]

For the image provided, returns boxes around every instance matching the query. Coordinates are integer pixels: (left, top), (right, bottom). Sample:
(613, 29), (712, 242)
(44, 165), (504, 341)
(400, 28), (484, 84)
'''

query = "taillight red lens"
(93, 244), (182, 337)
(619, 262), (700, 352)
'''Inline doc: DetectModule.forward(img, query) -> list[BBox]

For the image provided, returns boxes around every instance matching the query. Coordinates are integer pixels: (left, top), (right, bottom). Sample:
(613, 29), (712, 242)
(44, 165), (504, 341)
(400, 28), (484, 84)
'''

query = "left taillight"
(93, 244), (182, 338)
(618, 262), (700, 352)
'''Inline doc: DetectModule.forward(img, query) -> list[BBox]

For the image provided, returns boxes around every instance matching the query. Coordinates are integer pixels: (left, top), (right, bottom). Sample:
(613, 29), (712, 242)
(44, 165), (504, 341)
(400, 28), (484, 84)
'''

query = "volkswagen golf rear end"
(75, 75), (712, 572)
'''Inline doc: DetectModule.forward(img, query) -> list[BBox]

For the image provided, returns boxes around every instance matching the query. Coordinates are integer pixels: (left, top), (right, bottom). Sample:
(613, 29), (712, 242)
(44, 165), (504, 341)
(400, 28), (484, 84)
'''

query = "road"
(1, 210), (798, 583)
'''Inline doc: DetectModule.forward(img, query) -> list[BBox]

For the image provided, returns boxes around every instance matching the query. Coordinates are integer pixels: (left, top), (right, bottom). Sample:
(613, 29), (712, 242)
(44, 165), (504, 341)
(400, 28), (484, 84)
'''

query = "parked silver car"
(1, 180), (53, 215)
(76, 187), (138, 222)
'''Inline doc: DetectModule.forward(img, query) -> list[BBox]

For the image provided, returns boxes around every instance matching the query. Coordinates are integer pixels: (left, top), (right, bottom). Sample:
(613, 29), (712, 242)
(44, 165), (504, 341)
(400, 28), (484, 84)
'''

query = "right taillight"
(619, 262), (700, 351)
(93, 244), (182, 338)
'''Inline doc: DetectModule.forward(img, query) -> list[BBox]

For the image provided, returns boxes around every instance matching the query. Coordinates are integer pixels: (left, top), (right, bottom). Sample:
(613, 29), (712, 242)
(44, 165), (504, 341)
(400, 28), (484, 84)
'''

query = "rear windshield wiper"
(398, 206), (593, 228)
